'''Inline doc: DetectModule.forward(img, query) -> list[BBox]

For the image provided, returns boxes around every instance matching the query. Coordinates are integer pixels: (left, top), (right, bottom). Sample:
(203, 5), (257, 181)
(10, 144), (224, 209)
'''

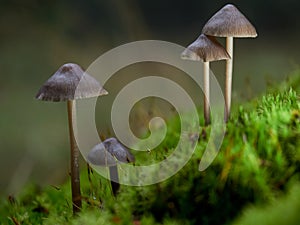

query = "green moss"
(113, 86), (299, 225)
(232, 183), (300, 225)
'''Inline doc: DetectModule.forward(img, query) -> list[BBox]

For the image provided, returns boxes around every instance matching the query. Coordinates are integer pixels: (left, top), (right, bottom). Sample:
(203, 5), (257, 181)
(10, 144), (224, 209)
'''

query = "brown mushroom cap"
(88, 137), (135, 167)
(36, 63), (108, 102)
(202, 4), (257, 38)
(181, 34), (230, 62)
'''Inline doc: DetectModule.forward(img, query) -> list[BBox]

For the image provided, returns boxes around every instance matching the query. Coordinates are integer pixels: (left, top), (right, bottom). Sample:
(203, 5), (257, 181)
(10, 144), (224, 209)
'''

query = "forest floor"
(1, 71), (300, 225)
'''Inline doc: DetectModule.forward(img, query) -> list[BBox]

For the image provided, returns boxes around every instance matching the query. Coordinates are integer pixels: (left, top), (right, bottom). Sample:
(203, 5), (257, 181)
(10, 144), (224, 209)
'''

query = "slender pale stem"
(67, 100), (82, 214)
(225, 37), (233, 123)
(203, 61), (210, 125)
(109, 165), (120, 197)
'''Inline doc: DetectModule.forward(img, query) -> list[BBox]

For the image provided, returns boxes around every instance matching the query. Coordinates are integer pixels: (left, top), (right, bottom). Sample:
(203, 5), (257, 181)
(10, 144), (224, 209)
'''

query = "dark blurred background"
(1, 0), (300, 196)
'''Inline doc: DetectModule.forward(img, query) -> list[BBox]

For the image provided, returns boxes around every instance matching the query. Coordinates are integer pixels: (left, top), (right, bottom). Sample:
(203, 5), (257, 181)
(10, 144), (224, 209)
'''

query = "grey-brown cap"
(87, 137), (135, 167)
(36, 63), (108, 102)
(181, 34), (230, 62)
(202, 4), (257, 38)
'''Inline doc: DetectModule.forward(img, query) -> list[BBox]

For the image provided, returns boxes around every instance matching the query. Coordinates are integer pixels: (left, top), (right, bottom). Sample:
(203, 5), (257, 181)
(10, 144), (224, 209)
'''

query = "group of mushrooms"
(182, 4), (257, 124)
(36, 64), (135, 213)
(35, 4), (257, 214)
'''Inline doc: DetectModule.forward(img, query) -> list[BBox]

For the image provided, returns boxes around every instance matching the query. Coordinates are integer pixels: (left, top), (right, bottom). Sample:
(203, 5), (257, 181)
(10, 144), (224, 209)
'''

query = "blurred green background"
(0, 0), (300, 196)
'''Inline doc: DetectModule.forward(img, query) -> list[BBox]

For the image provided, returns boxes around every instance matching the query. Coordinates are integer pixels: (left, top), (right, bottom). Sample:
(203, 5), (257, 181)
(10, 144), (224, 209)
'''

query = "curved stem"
(203, 61), (210, 125)
(67, 100), (82, 214)
(225, 37), (233, 123)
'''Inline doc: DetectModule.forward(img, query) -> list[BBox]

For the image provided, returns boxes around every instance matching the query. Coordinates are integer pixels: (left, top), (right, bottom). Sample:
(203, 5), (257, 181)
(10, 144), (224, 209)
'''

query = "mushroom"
(181, 34), (230, 125)
(35, 63), (108, 214)
(202, 4), (257, 122)
(87, 137), (135, 196)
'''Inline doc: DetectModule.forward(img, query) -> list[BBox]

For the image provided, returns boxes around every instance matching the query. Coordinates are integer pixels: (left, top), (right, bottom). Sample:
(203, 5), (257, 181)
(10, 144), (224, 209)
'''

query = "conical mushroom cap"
(181, 34), (230, 62)
(36, 63), (108, 102)
(202, 4), (257, 38)
(87, 137), (135, 167)
(88, 142), (117, 167)
(104, 138), (135, 163)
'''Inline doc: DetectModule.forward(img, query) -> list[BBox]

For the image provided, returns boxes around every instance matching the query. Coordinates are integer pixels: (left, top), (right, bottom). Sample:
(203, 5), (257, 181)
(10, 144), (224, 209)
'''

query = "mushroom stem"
(203, 61), (210, 125)
(225, 36), (233, 123)
(67, 100), (82, 214)
(109, 165), (120, 196)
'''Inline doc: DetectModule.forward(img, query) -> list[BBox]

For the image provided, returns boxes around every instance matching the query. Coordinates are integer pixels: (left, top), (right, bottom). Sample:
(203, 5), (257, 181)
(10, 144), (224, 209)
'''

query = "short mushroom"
(36, 63), (108, 214)
(202, 4), (257, 122)
(181, 34), (230, 125)
(87, 137), (135, 196)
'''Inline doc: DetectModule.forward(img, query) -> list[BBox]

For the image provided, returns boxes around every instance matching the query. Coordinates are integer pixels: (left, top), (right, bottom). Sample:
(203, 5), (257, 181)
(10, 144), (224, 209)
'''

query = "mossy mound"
(115, 88), (300, 225)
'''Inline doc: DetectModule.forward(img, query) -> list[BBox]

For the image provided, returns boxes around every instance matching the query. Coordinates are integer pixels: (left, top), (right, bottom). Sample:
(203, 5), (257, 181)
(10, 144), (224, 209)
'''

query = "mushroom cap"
(35, 63), (108, 102)
(202, 4), (257, 38)
(181, 34), (230, 62)
(87, 137), (135, 167)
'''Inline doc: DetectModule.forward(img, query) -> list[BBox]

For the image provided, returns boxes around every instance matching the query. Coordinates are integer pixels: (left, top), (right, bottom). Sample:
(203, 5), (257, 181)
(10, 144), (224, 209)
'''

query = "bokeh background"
(1, 0), (300, 196)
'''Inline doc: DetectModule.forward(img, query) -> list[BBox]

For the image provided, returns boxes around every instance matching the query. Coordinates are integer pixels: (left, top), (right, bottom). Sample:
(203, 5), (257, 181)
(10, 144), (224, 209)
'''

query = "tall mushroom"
(202, 4), (257, 122)
(36, 63), (108, 214)
(87, 137), (135, 196)
(181, 34), (230, 125)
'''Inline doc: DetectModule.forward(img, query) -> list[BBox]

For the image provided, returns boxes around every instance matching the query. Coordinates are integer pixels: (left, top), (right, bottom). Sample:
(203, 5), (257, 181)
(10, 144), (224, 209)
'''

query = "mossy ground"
(1, 72), (300, 225)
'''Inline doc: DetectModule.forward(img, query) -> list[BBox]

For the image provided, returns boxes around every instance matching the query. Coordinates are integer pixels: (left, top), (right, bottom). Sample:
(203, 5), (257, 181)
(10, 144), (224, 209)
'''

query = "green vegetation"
(232, 184), (300, 225)
(0, 72), (299, 224)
